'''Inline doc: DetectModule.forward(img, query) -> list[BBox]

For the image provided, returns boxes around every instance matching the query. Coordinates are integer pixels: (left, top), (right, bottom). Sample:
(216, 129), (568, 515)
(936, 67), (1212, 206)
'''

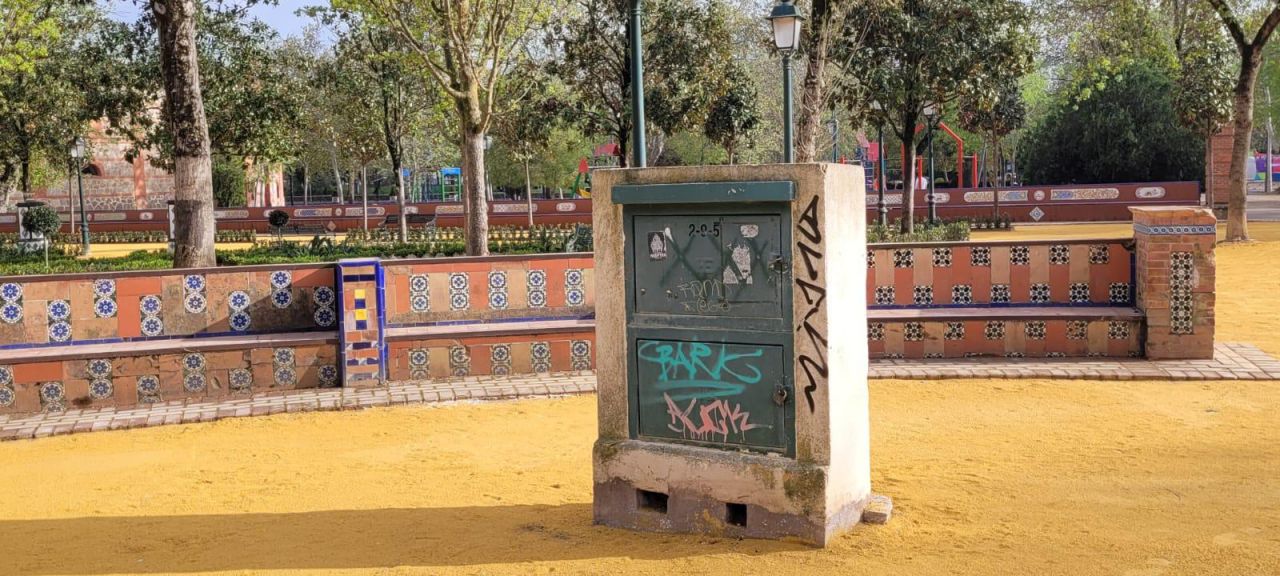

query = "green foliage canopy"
(1020, 61), (1204, 185)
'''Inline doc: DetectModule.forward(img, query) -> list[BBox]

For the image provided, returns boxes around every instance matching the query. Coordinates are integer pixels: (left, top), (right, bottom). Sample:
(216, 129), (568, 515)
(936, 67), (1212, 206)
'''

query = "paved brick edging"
(869, 342), (1280, 381)
(0, 372), (597, 442)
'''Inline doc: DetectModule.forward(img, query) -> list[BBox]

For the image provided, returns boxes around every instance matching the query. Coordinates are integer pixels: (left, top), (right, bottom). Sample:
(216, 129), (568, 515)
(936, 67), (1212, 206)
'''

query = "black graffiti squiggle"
(795, 196), (828, 413)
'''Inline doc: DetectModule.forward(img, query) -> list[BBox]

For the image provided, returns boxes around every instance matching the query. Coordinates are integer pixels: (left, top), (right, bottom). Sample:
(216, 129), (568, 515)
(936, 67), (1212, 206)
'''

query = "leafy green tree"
(1020, 61), (1203, 185)
(313, 9), (438, 240)
(834, 0), (1034, 233)
(1168, 0), (1233, 208)
(794, 0), (852, 163)
(337, 0), (551, 256)
(492, 62), (565, 226)
(959, 76), (1026, 216)
(1204, 0), (1280, 241)
(94, 2), (303, 265)
(0, 4), (116, 205)
(0, 0), (60, 79)
(149, 0), (215, 267)
(552, 0), (736, 166)
(703, 62), (761, 165)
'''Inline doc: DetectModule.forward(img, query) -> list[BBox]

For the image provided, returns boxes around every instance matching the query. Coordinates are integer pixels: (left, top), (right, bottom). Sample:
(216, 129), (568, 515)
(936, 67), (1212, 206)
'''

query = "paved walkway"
(1248, 193), (1280, 222)
(870, 343), (1280, 381)
(0, 372), (597, 442)
(3, 343), (1277, 442)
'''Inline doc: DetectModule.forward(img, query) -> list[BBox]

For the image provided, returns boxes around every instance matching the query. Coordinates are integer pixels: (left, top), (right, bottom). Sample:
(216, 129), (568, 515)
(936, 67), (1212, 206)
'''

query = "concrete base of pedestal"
(592, 439), (868, 546)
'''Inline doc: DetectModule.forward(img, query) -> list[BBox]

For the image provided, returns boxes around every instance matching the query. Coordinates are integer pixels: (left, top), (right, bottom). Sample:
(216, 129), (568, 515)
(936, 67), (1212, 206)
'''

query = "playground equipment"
(571, 142), (622, 198)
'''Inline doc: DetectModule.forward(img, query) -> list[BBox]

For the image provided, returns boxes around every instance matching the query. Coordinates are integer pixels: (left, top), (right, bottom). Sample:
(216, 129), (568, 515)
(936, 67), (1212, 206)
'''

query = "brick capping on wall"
(1, 251), (586, 285)
(868, 236), (1134, 250)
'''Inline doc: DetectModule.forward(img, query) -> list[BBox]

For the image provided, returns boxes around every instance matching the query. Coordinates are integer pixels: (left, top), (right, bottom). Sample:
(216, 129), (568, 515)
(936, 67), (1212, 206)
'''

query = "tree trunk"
(524, 157), (534, 228)
(0, 163), (14, 209)
(794, 0), (837, 163)
(361, 165), (369, 232)
(395, 167), (407, 242)
(1204, 132), (1213, 207)
(329, 143), (343, 202)
(902, 144), (917, 234)
(303, 164), (310, 205)
(993, 138), (1002, 219)
(1226, 59), (1259, 241)
(461, 124), (490, 256)
(152, 0), (216, 268)
(19, 153), (30, 199)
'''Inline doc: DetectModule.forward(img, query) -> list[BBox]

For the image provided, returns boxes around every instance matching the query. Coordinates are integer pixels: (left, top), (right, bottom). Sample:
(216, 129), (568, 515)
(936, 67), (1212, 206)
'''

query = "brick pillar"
(1209, 125), (1235, 214)
(337, 258), (387, 387)
(1131, 207), (1217, 360)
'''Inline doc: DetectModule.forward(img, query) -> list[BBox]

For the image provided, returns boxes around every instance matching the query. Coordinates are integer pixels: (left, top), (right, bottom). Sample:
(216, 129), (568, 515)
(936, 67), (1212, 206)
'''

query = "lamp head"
(71, 137), (86, 159)
(767, 0), (804, 52)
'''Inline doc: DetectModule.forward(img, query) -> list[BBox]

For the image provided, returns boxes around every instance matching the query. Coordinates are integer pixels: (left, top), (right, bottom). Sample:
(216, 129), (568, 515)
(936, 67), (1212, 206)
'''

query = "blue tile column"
(336, 258), (387, 387)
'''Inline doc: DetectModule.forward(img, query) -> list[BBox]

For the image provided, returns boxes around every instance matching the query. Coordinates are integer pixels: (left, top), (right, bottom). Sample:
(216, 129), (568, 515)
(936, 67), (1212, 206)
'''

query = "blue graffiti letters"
(637, 341), (764, 401)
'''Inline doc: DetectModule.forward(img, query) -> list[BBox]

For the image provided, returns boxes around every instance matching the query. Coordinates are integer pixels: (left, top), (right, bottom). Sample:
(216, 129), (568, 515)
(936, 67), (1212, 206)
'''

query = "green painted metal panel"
(621, 183), (797, 456)
(630, 213), (785, 320)
(634, 339), (792, 452)
(612, 181), (794, 204)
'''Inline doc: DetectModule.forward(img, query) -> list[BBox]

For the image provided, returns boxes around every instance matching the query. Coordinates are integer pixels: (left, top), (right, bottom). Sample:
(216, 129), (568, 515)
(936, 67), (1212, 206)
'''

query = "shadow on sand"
(0, 502), (806, 573)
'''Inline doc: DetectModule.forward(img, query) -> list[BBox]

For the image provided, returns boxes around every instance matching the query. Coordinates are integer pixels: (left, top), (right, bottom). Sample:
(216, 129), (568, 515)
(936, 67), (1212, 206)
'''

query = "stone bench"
(868, 306), (1145, 359)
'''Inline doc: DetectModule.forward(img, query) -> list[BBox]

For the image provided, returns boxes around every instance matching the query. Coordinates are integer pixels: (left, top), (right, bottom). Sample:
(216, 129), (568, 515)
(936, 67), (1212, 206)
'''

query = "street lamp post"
(871, 101), (888, 226)
(70, 137), (90, 256)
(924, 104), (939, 224)
(827, 117), (838, 163)
(768, 0), (803, 163)
(630, 0), (646, 168)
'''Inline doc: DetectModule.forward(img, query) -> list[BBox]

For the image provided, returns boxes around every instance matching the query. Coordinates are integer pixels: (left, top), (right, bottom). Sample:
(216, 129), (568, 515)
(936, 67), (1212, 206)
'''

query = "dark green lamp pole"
(871, 101), (888, 226)
(630, 0), (646, 168)
(924, 104), (939, 224)
(768, 0), (803, 163)
(71, 137), (90, 256)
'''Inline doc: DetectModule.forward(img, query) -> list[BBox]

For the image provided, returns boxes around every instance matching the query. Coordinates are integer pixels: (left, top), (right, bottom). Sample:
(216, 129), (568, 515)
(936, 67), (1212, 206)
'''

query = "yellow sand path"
(0, 225), (1278, 575)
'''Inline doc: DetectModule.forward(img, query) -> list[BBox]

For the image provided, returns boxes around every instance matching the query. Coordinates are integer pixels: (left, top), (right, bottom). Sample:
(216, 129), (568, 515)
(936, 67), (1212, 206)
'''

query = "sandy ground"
(1, 224), (1279, 576)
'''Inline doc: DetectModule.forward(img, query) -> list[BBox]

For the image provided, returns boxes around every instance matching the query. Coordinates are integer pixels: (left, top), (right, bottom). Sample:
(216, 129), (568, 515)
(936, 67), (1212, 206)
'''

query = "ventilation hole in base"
(726, 502), (748, 527)
(637, 489), (668, 514)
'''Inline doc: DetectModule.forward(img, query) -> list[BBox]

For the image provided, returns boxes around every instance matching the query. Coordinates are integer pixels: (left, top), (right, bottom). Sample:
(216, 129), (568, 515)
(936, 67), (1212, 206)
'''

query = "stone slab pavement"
(0, 372), (598, 442)
(2, 343), (1278, 442)
(870, 342), (1280, 381)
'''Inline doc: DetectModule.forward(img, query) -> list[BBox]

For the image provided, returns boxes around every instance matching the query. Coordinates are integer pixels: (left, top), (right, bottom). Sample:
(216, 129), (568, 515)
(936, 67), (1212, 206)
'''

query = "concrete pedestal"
(591, 164), (873, 546)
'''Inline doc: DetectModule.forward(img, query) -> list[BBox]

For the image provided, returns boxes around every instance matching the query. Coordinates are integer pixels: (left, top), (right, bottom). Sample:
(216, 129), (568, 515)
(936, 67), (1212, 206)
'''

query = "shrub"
(22, 205), (61, 237)
(867, 219), (970, 243)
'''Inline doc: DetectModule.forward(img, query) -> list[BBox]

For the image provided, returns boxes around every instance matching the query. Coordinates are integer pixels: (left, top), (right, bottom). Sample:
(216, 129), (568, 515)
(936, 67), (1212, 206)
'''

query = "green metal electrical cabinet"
(614, 181), (796, 456)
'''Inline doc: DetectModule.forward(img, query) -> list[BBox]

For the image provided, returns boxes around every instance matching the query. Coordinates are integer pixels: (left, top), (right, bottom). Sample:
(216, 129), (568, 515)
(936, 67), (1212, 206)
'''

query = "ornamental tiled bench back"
(0, 254), (595, 416)
(865, 206), (1217, 360)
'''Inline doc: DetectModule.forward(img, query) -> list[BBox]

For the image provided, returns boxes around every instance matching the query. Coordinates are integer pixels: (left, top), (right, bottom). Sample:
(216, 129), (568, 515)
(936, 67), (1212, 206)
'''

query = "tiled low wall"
(0, 265), (336, 348)
(866, 238), (1141, 359)
(383, 255), (595, 325)
(0, 253), (597, 417)
(0, 342), (339, 414)
(869, 316), (1143, 359)
(866, 239), (1134, 308)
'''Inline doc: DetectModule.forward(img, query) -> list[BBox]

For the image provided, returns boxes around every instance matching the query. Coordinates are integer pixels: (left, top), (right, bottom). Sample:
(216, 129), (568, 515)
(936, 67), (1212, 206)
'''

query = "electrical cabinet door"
(630, 214), (785, 320)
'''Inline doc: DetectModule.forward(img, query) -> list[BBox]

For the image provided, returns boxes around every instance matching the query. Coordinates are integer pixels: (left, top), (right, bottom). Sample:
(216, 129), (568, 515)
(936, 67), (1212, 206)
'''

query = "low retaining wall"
(0, 199), (593, 235)
(0, 206), (1218, 416)
(0, 253), (596, 416)
(866, 206), (1216, 359)
(865, 181), (1199, 223)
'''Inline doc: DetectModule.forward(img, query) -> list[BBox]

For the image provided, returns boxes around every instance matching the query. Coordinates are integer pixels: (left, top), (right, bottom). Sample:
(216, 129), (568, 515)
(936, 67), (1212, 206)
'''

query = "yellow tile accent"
(355, 309), (368, 321)
(355, 289), (366, 300)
